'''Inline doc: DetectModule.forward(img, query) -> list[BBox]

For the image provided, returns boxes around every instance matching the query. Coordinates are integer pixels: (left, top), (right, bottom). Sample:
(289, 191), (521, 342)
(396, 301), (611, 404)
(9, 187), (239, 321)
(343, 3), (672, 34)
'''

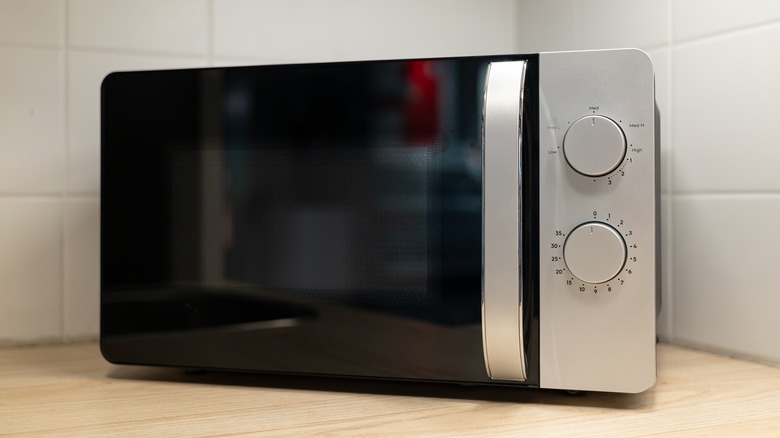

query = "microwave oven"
(100, 48), (659, 393)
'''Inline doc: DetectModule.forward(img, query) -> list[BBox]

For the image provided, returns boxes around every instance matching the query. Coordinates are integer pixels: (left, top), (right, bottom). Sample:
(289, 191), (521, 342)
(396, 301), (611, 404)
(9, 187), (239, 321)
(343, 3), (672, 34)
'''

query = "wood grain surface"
(1, 342), (779, 436)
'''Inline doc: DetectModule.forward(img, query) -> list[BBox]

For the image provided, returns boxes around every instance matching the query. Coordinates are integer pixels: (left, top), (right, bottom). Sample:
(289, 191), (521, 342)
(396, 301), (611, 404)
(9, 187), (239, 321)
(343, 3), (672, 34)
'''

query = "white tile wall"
(68, 0), (209, 56)
(673, 0), (780, 41)
(0, 46), (65, 194)
(515, 0), (579, 52)
(673, 195), (780, 363)
(336, 0), (517, 60)
(213, 0), (518, 63)
(213, 0), (339, 62)
(577, 0), (669, 50)
(430, 1), (518, 56)
(0, 0), (64, 47)
(515, 0), (670, 52)
(1, 1), (779, 366)
(0, 199), (62, 344)
(671, 22), (780, 365)
(674, 24), (780, 193)
(64, 197), (100, 339)
(0, 0), (520, 345)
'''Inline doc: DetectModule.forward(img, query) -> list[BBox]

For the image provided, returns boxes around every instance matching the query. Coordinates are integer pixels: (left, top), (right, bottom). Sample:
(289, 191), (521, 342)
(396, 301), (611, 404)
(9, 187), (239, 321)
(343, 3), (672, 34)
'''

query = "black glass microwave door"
(101, 57), (537, 385)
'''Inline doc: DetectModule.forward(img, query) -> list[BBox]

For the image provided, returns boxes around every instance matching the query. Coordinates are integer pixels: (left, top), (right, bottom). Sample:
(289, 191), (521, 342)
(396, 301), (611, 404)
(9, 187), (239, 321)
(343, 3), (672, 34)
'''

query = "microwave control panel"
(537, 49), (658, 393)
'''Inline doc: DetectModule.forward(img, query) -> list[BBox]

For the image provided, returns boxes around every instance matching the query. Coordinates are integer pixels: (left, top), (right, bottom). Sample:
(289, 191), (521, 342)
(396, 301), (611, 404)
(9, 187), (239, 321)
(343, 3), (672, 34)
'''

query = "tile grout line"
(0, 41), (62, 51)
(60, 44), (208, 60)
(672, 16), (780, 48)
(665, 0), (675, 343)
(62, 0), (70, 342)
(0, 193), (73, 198)
(641, 42), (672, 53)
(208, 0), (215, 66)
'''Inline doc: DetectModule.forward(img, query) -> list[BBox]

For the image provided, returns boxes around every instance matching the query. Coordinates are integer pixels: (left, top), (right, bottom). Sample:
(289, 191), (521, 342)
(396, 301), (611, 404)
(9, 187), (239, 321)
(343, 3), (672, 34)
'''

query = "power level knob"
(563, 115), (626, 176)
(563, 222), (626, 284)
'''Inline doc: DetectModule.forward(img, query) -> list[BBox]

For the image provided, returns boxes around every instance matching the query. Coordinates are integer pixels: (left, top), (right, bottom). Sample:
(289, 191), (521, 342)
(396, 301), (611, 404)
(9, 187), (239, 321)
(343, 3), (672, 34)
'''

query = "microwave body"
(100, 49), (658, 393)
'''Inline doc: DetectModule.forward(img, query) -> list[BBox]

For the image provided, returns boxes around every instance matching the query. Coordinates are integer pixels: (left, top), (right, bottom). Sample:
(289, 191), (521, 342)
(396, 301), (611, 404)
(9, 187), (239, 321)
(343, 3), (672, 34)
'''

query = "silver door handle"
(481, 60), (528, 381)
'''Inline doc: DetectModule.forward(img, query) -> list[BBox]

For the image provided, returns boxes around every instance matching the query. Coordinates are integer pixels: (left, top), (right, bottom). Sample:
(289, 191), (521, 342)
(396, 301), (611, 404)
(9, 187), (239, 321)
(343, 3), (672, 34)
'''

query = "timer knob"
(563, 222), (626, 284)
(563, 115), (626, 176)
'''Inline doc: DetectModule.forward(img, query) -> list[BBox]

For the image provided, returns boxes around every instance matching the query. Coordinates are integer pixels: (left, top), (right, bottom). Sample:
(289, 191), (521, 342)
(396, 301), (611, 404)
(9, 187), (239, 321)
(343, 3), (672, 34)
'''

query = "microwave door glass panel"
(100, 57), (539, 385)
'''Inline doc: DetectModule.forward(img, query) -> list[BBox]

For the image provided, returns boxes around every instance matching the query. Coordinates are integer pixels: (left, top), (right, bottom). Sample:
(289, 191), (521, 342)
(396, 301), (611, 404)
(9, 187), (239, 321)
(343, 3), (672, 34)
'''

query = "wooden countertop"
(1, 342), (779, 436)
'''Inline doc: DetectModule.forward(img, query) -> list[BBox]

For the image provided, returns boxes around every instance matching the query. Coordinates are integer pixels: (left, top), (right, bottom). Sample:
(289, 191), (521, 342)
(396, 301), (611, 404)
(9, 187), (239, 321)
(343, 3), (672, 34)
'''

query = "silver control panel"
(538, 49), (657, 393)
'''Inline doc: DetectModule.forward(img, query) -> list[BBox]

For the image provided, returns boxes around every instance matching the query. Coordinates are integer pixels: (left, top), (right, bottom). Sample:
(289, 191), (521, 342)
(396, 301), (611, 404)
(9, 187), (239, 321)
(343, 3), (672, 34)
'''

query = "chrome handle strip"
(481, 60), (528, 381)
